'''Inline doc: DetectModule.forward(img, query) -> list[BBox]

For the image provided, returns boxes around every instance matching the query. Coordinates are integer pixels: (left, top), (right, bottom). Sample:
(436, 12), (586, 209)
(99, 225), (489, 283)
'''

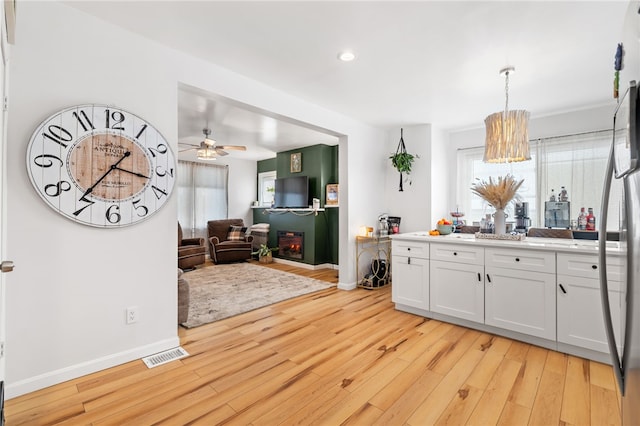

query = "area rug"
(181, 262), (335, 328)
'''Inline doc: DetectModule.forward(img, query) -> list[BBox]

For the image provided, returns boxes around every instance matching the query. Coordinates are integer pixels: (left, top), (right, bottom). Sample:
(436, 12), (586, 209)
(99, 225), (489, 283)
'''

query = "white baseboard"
(338, 281), (358, 290)
(6, 337), (180, 400)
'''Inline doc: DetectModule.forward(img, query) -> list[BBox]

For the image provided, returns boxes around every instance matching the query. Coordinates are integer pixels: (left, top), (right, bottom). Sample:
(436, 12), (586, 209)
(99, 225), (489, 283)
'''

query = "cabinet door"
(557, 274), (622, 353)
(430, 260), (484, 323)
(391, 255), (429, 310)
(485, 267), (556, 340)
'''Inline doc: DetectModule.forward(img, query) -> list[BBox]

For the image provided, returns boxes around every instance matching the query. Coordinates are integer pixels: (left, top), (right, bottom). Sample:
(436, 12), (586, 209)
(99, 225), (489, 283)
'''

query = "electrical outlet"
(126, 306), (139, 324)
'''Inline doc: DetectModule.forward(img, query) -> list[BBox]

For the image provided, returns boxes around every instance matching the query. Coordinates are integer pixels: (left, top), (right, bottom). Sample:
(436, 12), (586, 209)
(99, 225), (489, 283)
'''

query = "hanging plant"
(389, 128), (418, 191)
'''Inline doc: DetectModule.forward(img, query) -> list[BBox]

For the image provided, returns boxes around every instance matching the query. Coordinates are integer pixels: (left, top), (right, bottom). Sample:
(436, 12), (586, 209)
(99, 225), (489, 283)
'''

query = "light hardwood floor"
(6, 262), (621, 425)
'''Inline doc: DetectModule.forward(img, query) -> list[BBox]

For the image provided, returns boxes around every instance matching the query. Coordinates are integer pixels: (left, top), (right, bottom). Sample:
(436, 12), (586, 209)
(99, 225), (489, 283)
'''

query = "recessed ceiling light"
(338, 51), (356, 62)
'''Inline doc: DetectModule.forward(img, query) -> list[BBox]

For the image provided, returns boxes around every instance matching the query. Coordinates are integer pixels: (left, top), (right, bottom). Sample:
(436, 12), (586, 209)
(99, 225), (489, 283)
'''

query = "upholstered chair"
(459, 225), (481, 234)
(178, 268), (190, 325)
(207, 219), (254, 263)
(178, 222), (206, 270)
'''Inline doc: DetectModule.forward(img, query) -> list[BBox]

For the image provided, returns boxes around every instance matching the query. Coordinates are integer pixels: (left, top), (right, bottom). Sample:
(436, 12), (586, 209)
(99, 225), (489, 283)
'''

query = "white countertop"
(390, 232), (624, 256)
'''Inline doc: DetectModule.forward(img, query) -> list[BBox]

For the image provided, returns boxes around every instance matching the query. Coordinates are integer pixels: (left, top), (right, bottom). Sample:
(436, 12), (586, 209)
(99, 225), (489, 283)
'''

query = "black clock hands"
(80, 151), (131, 198)
(113, 166), (150, 179)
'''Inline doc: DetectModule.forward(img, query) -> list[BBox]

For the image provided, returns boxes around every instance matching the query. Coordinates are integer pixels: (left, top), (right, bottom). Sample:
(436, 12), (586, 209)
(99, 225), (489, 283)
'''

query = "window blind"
(177, 161), (229, 246)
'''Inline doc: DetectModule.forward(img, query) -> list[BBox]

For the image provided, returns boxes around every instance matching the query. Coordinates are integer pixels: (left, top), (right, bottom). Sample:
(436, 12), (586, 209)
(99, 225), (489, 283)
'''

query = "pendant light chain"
(504, 70), (510, 114)
(502, 70), (510, 138)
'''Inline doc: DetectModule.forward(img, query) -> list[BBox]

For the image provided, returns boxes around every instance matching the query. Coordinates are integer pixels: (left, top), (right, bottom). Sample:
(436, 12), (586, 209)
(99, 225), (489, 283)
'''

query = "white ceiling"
(65, 1), (634, 160)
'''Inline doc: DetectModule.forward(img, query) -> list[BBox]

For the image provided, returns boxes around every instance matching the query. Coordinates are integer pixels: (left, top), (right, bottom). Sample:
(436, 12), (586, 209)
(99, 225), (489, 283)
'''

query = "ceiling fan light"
(197, 147), (217, 160)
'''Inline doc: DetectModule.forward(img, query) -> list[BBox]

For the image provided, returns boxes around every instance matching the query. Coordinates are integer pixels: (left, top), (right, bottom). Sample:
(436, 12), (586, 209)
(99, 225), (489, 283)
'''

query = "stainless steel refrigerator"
(600, 80), (640, 425)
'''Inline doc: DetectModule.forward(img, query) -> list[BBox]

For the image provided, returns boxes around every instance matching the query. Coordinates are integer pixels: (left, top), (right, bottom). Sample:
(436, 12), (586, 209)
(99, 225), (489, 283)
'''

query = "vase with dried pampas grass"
(471, 174), (524, 234)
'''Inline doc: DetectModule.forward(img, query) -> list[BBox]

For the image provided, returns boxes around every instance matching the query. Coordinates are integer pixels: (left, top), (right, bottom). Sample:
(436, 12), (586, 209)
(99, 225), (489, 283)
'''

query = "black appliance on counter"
(514, 201), (531, 234)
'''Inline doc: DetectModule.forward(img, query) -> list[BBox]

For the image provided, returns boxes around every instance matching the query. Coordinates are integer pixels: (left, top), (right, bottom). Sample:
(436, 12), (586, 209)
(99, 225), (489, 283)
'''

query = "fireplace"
(277, 231), (304, 259)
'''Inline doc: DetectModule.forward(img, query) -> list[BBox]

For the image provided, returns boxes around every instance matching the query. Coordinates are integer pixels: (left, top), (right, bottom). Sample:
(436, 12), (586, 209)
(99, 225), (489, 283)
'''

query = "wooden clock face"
(26, 104), (176, 227)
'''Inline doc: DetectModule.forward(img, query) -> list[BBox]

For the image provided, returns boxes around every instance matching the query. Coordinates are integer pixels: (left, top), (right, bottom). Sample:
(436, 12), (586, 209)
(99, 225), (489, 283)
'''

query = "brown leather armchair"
(207, 219), (254, 263)
(178, 222), (206, 270)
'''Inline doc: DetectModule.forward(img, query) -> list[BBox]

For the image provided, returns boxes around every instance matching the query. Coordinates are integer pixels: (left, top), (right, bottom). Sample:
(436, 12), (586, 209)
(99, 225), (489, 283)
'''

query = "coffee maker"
(514, 202), (531, 234)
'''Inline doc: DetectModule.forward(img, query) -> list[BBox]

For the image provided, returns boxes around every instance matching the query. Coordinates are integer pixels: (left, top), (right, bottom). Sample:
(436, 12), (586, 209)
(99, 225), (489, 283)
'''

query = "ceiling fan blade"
(178, 147), (198, 153)
(178, 136), (202, 145)
(215, 148), (229, 156)
(218, 145), (247, 151)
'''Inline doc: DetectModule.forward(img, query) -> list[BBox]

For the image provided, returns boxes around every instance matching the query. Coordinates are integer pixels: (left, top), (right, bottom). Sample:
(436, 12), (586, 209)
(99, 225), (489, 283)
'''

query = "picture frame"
(290, 152), (302, 173)
(326, 184), (339, 206)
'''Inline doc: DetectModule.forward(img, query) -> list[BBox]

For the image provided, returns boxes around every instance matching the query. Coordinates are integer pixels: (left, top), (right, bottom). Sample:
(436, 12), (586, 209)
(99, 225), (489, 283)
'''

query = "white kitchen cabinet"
(430, 260), (484, 323)
(429, 243), (485, 323)
(391, 240), (429, 310)
(390, 233), (627, 363)
(557, 254), (623, 353)
(484, 247), (556, 340)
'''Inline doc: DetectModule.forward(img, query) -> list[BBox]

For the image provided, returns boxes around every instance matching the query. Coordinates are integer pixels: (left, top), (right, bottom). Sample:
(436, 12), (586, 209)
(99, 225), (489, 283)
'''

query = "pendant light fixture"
(483, 66), (531, 163)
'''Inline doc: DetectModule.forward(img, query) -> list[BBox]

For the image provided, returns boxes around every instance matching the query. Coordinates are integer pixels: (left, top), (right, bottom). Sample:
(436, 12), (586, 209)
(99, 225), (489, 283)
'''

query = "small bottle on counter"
(559, 186), (569, 202)
(549, 189), (556, 202)
(586, 207), (596, 231)
(480, 213), (493, 233)
(578, 207), (587, 230)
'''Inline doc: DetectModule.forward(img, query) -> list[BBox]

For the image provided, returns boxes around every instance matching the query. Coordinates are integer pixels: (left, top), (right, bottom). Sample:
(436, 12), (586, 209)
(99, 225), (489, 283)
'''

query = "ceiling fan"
(179, 128), (247, 160)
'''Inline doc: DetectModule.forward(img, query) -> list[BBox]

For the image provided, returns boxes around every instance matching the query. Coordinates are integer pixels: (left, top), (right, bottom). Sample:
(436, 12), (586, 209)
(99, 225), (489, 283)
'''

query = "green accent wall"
(257, 157), (276, 173)
(254, 144), (339, 265)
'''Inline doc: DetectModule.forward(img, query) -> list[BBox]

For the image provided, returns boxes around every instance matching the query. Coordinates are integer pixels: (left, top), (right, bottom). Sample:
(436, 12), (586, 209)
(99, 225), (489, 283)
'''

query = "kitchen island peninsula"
(390, 232), (624, 363)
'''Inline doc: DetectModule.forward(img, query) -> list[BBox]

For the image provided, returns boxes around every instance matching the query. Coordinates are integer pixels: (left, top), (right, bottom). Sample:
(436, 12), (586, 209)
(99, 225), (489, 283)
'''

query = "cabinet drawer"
(485, 248), (555, 273)
(430, 243), (484, 265)
(392, 240), (429, 259)
(557, 253), (623, 281)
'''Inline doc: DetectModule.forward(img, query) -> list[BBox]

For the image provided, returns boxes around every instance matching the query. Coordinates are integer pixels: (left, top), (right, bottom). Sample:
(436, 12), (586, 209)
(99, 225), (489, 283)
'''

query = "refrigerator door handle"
(600, 141), (625, 394)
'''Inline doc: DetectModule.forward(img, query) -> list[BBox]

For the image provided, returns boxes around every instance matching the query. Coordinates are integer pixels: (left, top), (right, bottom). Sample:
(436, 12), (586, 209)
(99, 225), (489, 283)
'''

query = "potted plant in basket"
(252, 244), (279, 263)
(390, 128), (418, 191)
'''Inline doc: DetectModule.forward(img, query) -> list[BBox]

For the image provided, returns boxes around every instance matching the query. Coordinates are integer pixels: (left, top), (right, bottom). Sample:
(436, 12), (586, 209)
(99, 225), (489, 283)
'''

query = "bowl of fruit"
(435, 218), (454, 235)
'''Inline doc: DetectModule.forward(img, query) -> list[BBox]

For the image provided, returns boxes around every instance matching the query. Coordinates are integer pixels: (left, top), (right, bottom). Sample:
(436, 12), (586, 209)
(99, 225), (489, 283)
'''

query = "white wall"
(383, 125), (453, 233)
(430, 126), (450, 223)
(6, 1), (385, 397)
(384, 126), (432, 233)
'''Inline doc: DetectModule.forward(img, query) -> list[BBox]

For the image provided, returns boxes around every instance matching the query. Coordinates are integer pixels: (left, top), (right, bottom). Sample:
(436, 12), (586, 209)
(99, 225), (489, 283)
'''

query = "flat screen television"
(274, 176), (309, 208)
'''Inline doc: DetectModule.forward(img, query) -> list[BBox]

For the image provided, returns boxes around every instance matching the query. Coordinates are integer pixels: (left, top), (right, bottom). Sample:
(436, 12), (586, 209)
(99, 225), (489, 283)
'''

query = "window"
(258, 170), (276, 207)
(178, 161), (229, 245)
(456, 130), (623, 230)
(457, 147), (536, 224)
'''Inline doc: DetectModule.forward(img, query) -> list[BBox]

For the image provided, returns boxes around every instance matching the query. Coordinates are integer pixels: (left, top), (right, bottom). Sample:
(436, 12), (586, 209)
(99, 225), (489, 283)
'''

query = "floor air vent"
(142, 346), (189, 368)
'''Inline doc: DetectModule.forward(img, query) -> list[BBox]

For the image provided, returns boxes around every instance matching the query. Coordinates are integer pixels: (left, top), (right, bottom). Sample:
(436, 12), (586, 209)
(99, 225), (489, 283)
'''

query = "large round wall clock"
(26, 104), (176, 227)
